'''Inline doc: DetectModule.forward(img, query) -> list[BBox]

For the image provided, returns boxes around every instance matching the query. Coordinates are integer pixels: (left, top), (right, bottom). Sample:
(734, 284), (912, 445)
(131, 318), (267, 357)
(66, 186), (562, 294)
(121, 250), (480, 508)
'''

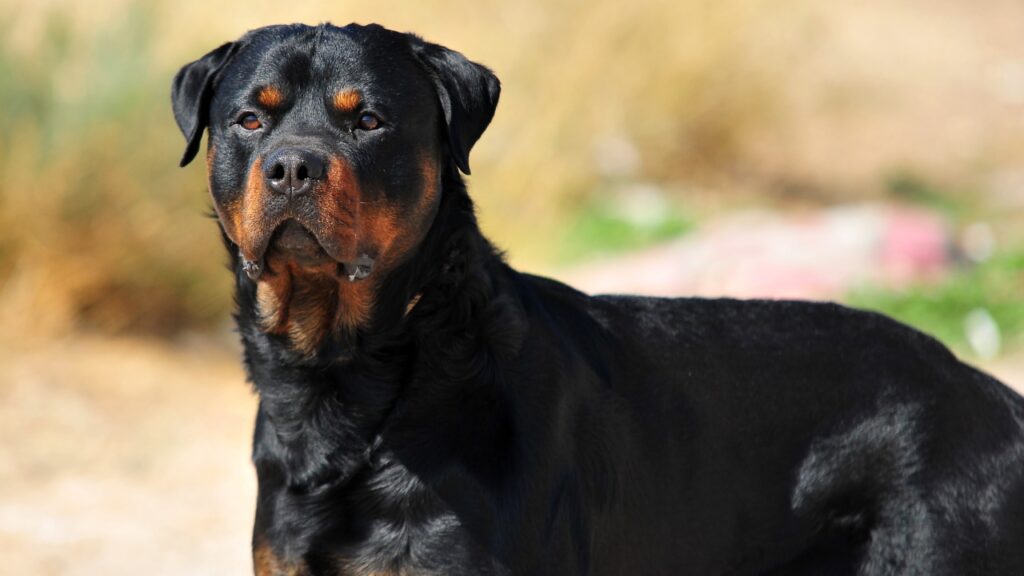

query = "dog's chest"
(258, 458), (504, 576)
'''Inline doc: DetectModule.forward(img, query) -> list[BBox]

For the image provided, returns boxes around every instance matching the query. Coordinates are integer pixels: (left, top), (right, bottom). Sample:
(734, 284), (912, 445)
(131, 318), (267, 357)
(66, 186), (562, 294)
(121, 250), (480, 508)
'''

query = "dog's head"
(172, 24), (499, 349)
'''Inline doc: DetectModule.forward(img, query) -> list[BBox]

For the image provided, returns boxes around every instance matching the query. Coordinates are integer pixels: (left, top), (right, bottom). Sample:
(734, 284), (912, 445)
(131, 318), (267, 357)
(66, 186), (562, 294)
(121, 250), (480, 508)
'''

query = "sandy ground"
(0, 336), (256, 576)
(1, 334), (1022, 575)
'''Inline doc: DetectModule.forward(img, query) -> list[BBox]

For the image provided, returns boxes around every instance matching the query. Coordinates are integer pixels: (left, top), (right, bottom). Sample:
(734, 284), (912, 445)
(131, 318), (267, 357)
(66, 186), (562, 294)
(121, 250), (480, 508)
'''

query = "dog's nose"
(264, 148), (325, 197)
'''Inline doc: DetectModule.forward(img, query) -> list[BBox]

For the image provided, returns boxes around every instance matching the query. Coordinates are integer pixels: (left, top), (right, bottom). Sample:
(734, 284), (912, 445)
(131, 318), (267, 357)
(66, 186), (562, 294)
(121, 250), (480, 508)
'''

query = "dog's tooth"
(343, 254), (375, 282)
(242, 259), (263, 280)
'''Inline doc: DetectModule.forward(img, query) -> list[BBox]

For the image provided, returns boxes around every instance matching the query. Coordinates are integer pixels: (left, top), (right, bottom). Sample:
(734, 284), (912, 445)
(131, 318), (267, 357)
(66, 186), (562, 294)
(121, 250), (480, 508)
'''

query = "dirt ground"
(0, 336), (256, 576)
(1, 334), (1022, 575)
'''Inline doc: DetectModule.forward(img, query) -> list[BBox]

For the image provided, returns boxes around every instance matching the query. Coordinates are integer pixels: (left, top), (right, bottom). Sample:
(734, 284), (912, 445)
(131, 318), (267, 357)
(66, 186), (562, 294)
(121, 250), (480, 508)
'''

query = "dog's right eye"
(357, 113), (381, 131)
(238, 113), (262, 131)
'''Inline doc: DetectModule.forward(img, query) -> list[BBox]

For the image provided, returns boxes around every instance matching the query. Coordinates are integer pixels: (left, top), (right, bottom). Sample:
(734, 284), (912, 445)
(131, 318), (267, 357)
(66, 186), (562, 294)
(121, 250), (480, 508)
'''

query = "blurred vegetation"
(849, 250), (1024, 358)
(557, 191), (695, 262)
(0, 0), (1021, 343)
(864, 170), (1024, 356)
(0, 7), (230, 335)
(884, 170), (969, 217)
(0, 0), (814, 336)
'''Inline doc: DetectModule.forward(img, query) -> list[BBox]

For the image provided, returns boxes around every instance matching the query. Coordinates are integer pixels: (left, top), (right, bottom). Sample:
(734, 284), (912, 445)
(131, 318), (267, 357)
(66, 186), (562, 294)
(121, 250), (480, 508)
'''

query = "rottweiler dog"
(172, 23), (1024, 576)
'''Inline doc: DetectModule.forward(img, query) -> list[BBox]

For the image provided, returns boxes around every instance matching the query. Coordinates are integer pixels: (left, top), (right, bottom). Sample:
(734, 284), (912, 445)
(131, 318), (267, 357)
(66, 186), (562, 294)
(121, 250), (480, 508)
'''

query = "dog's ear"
(172, 41), (240, 167)
(409, 36), (500, 175)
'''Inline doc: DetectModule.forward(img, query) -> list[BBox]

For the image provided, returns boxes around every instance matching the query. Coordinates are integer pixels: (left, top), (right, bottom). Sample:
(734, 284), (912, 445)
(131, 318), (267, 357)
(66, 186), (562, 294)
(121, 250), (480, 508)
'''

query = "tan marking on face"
(258, 85), (284, 109)
(332, 89), (361, 113)
(242, 157), (368, 355)
(253, 541), (307, 576)
(416, 153), (441, 223)
(252, 262), (375, 357)
(323, 159), (360, 227)
(256, 269), (292, 333)
(253, 255), (336, 356)
(210, 194), (243, 249)
(238, 157), (273, 262)
(246, 153), (442, 355)
(360, 201), (402, 264)
(363, 152), (442, 269)
(345, 154), (440, 274)
(206, 145), (248, 248)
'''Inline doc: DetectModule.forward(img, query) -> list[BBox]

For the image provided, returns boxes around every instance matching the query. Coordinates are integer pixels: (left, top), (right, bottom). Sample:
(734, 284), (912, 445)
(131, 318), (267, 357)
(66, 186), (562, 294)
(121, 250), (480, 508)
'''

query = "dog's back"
(520, 273), (1024, 574)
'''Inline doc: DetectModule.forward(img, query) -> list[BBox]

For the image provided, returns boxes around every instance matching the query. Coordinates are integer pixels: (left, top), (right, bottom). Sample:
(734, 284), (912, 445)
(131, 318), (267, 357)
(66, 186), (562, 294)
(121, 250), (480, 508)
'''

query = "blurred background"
(2, 0), (1022, 573)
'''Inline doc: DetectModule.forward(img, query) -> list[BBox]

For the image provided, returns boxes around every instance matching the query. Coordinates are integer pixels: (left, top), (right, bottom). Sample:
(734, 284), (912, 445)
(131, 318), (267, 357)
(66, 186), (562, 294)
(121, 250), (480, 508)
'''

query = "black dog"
(172, 23), (1024, 575)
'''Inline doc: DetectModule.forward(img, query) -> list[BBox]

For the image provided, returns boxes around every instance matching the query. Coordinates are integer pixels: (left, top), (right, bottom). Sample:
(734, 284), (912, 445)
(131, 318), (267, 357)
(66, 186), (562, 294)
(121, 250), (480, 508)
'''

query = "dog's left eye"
(357, 113), (381, 131)
(238, 113), (262, 131)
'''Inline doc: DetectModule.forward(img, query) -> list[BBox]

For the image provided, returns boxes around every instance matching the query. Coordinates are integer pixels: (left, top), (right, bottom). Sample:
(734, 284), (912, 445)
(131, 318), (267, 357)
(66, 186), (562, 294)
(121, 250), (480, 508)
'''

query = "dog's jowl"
(173, 23), (1024, 576)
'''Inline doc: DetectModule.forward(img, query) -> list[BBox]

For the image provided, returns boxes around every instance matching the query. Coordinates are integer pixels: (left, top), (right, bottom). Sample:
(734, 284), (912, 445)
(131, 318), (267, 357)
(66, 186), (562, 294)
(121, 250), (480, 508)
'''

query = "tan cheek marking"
(230, 196), (245, 247)
(257, 85), (284, 109)
(207, 145), (247, 246)
(362, 202), (402, 262)
(366, 153), (441, 269)
(320, 157), (378, 334)
(324, 159), (360, 223)
(311, 158), (360, 264)
(417, 153), (441, 218)
(332, 89), (361, 112)
(240, 157), (270, 261)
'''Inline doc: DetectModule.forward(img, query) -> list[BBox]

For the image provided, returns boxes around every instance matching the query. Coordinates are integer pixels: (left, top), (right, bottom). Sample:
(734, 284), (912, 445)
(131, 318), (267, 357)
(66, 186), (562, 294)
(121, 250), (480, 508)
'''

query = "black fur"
(174, 23), (1024, 575)
(408, 35), (501, 175)
(172, 41), (240, 167)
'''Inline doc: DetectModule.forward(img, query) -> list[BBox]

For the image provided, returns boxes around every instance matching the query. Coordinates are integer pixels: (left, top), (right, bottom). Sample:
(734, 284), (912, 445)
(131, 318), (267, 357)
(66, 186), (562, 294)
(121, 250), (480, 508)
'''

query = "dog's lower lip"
(274, 220), (318, 248)
(270, 220), (332, 264)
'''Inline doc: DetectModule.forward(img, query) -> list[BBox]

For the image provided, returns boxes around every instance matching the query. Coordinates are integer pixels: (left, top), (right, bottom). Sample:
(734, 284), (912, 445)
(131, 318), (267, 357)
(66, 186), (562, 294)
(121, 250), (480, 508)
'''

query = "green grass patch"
(557, 192), (695, 263)
(883, 169), (973, 217)
(847, 250), (1024, 357)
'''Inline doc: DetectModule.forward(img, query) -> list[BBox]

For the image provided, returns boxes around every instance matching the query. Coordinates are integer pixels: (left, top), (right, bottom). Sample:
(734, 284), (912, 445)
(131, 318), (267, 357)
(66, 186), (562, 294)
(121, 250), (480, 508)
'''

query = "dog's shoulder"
(507, 270), (954, 364)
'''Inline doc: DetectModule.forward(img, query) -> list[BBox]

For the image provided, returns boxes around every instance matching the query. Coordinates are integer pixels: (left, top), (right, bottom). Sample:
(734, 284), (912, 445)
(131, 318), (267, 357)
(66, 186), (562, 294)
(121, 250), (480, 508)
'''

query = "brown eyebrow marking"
(332, 89), (361, 112)
(257, 85), (284, 108)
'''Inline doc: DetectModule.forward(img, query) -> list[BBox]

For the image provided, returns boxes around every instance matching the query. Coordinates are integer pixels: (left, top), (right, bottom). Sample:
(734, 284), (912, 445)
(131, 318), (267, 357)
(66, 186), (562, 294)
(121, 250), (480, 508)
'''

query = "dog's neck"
(230, 168), (525, 489)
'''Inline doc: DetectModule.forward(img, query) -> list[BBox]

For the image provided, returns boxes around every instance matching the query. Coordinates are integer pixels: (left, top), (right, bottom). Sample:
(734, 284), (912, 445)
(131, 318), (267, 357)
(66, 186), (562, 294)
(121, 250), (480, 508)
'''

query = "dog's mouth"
(270, 220), (331, 265)
(242, 219), (375, 283)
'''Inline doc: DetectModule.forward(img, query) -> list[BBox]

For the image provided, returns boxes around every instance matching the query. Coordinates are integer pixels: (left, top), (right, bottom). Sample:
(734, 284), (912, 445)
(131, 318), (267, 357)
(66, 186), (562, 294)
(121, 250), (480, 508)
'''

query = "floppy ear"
(171, 41), (239, 167)
(409, 36), (500, 175)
